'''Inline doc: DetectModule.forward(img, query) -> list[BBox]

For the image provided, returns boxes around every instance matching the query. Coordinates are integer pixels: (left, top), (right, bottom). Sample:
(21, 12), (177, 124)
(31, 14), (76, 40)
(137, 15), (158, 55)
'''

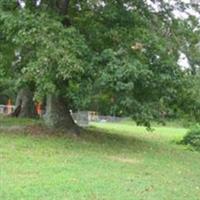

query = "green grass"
(0, 118), (200, 200)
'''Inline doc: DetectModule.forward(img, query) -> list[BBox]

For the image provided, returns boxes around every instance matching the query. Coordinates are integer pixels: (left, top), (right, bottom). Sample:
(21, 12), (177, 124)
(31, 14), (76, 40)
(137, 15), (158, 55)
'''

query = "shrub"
(181, 124), (200, 151)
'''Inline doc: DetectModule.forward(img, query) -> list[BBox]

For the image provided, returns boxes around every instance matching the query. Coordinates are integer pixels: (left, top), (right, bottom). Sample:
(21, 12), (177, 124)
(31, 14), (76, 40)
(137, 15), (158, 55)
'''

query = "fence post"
(6, 99), (12, 114)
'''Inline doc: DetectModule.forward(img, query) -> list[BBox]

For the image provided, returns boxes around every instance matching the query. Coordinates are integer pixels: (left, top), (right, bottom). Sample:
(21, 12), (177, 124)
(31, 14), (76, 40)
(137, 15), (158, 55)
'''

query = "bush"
(181, 124), (200, 151)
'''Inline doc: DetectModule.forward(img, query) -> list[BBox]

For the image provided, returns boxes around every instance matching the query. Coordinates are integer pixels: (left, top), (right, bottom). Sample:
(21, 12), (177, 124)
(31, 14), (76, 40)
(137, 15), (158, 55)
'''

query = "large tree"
(0, 0), (199, 130)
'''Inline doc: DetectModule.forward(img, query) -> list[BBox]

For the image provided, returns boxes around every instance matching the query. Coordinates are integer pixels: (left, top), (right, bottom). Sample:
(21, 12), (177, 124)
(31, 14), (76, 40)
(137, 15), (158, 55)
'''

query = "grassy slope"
(0, 118), (200, 200)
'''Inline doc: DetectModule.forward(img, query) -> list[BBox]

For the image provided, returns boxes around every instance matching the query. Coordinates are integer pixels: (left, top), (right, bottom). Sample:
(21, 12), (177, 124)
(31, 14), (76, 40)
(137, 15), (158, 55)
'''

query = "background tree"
(0, 0), (199, 131)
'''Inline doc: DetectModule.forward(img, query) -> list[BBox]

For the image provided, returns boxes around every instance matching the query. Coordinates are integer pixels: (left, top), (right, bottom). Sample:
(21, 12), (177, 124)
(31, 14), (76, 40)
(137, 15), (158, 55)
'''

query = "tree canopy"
(0, 0), (199, 128)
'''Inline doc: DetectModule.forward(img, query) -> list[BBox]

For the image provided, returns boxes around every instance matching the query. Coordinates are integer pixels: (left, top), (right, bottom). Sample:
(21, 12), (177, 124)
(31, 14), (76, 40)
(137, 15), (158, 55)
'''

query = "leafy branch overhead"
(0, 0), (199, 127)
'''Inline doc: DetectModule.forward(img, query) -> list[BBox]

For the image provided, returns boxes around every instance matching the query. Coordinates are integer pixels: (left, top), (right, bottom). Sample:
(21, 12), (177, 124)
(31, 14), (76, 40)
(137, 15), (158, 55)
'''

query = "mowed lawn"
(0, 118), (200, 200)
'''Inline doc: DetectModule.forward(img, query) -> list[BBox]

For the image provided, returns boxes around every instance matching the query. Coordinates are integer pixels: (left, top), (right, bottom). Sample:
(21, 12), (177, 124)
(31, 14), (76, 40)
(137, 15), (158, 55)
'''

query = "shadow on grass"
(83, 126), (167, 154)
(0, 117), (166, 154)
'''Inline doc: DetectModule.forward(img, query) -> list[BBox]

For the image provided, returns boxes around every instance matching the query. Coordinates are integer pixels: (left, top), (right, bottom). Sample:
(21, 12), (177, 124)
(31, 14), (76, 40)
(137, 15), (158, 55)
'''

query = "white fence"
(72, 111), (126, 126)
(0, 105), (124, 127)
(0, 105), (15, 115)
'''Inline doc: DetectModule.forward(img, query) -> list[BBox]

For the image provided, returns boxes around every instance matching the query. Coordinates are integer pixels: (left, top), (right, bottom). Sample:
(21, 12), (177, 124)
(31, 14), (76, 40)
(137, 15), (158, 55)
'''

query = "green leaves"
(0, 7), (89, 99)
(0, 0), (199, 126)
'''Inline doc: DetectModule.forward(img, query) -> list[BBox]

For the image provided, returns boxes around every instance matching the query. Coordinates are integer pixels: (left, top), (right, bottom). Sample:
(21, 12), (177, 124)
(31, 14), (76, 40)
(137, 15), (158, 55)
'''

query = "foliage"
(0, 8), (89, 98)
(0, 0), (199, 126)
(176, 69), (200, 122)
(0, 79), (16, 104)
(181, 124), (200, 151)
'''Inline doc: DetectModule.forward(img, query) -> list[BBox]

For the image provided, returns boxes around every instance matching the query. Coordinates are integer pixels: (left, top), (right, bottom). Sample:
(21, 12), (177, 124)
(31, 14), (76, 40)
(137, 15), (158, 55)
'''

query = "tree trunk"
(44, 94), (79, 133)
(13, 87), (37, 118)
(41, 1), (77, 133)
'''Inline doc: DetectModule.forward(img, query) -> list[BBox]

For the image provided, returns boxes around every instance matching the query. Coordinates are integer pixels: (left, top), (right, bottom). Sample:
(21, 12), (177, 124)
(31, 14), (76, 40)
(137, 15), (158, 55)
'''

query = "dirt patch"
(0, 125), (26, 132)
(0, 124), (80, 140)
(24, 125), (51, 135)
(0, 124), (49, 135)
